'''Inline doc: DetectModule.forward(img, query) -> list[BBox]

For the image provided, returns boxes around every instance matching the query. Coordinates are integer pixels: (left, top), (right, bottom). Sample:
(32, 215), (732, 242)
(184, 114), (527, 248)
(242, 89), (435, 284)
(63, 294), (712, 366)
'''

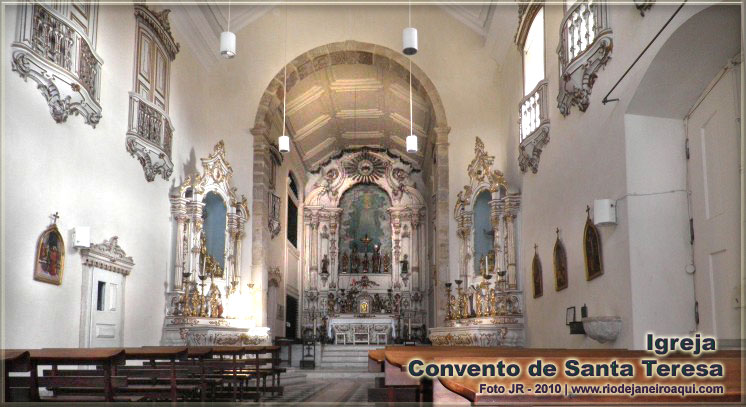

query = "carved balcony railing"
(126, 92), (175, 181)
(557, 0), (612, 116)
(11, 3), (103, 127)
(518, 80), (550, 173)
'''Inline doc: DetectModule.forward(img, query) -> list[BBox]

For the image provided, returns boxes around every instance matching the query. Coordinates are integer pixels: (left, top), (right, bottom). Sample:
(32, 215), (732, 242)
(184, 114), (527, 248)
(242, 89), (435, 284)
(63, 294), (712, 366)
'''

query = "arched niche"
(454, 138), (518, 289)
(168, 140), (249, 317)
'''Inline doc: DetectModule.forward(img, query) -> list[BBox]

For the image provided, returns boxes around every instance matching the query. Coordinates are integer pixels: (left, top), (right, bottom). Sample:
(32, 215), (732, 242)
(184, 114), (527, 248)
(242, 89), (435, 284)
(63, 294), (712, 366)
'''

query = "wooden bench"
(28, 348), (128, 402)
(2, 350), (30, 402)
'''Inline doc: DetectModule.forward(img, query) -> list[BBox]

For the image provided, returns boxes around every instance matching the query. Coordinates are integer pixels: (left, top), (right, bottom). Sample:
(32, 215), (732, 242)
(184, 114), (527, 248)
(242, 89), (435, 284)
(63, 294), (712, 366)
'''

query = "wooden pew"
(433, 350), (742, 404)
(118, 346), (196, 401)
(29, 348), (129, 402)
(2, 350), (30, 402)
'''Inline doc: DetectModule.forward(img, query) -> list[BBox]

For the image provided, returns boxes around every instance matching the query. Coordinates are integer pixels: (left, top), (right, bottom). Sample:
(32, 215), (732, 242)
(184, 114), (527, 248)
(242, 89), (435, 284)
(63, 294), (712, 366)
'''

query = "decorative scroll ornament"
(126, 93), (175, 181)
(81, 236), (135, 276)
(518, 80), (550, 174)
(556, 0), (612, 116)
(634, 0), (655, 16)
(343, 150), (387, 184)
(11, 3), (103, 127)
(133, 5), (180, 60)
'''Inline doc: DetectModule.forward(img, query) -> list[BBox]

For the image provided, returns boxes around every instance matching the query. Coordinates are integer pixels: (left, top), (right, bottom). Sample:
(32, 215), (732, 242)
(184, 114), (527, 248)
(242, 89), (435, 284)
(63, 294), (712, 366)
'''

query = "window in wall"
(522, 7), (545, 96)
(126, 5), (180, 182)
(287, 172), (299, 248)
(516, 6), (550, 173)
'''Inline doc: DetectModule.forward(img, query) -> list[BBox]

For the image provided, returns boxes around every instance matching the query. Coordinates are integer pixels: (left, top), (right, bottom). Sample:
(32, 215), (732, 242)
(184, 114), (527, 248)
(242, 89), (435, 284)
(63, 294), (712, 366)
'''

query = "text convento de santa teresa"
(407, 334), (723, 380)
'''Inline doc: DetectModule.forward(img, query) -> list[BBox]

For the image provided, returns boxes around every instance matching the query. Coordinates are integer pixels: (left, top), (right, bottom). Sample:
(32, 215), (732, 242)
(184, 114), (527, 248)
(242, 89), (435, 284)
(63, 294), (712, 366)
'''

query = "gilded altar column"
(187, 200), (205, 279)
(170, 197), (188, 291)
(410, 208), (421, 291)
(309, 210), (320, 290)
(328, 209), (341, 287)
(490, 199), (505, 287)
(390, 210), (402, 288)
(504, 194), (521, 290)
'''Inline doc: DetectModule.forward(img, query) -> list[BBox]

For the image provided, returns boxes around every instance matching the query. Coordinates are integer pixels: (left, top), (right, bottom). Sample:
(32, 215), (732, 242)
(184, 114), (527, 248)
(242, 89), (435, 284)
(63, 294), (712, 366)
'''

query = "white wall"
(494, 4), (727, 349)
(1, 4), (252, 347)
(624, 114), (694, 349)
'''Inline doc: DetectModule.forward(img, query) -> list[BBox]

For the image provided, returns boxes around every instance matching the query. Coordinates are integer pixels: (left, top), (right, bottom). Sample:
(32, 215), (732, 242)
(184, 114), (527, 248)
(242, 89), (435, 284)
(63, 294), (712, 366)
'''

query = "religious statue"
(362, 252), (370, 273)
(458, 293), (468, 320)
(371, 245), (381, 273)
(199, 230), (208, 276)
(351, 245), (360, 273)
(341, 251), (349, 274)
(321, 254), (330, 275)
(189, 283), (201, 317)
(400, 254), (409, 274)
(208, 284), (222, 318)
(327, 292), (336, 315)
(475, 289), (483, 317)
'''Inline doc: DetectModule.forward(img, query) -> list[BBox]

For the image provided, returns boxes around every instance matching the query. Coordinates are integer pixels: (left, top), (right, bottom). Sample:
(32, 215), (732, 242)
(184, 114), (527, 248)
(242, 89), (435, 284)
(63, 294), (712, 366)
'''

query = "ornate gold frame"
(583, 216), (604, 281)
(34, 223), (65, 285)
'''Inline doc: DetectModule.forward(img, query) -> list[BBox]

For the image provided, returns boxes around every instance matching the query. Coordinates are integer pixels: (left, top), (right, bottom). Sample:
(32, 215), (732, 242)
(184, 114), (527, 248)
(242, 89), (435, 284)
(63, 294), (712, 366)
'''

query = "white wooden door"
(89, 268), (124, 347)
(686, 62), (741, 340)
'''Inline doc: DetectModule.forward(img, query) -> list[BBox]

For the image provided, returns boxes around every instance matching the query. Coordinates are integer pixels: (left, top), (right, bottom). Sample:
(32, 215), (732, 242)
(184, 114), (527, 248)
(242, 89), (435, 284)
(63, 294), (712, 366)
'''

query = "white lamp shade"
(402, 27), (418, 55)
(220, 31), (236, 58)
(279, 135), (290, 153)
(406, 134), (418, 153)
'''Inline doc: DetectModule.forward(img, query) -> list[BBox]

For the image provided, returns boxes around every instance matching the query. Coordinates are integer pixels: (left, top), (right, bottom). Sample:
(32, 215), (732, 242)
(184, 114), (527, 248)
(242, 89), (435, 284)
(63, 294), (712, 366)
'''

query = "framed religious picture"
(584, 207), (604, 280)
(34, 218), (65, 285)
(553, 228), (568, 291)
(531, 244), (543, 298)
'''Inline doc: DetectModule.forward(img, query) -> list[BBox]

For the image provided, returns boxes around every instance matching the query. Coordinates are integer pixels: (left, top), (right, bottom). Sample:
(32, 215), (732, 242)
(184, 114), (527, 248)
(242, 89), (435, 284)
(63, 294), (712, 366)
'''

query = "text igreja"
(407, 334), (722, 379)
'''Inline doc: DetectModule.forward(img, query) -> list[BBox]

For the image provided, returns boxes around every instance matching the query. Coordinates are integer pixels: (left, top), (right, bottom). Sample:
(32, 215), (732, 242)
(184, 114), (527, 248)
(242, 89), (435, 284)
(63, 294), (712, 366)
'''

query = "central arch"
(250, 40), (451, 332)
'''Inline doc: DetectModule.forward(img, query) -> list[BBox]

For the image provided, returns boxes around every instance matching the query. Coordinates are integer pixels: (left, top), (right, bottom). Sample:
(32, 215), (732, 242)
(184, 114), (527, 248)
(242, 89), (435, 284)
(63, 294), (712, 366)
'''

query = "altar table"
(328, 316), (396, 344)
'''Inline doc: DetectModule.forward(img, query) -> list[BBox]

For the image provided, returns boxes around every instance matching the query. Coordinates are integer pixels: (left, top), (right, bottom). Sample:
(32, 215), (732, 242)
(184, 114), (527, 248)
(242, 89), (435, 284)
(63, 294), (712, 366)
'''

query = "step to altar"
(319, 344), (383, 370)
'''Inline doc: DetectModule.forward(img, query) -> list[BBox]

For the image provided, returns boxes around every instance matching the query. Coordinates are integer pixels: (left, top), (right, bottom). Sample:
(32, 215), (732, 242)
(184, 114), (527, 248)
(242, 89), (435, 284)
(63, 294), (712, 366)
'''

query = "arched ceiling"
(270, 58), (434, 169)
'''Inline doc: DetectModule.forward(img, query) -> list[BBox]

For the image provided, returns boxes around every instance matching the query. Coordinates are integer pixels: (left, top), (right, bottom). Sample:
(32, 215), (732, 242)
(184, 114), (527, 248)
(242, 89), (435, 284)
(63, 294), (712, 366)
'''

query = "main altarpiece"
(301, 149), (428, 344)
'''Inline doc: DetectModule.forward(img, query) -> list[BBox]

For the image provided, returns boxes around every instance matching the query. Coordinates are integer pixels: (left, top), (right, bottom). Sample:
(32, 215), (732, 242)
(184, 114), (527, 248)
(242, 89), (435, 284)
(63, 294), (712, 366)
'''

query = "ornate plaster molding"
(634, 0), (655, 16)
(134, 5), (180, 60)
(556, 1), (613, 116)
(81, 236), (135, 276)
(11, 3), (103, 127)
(126, 93), (175, 181)
(518, 80), (550, 174)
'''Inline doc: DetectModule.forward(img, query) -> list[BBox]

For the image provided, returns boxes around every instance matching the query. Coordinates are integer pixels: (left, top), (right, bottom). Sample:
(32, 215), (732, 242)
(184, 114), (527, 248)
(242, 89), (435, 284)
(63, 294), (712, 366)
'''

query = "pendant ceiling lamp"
(220, 1), (236, 58)
(278, 5), (290, 153)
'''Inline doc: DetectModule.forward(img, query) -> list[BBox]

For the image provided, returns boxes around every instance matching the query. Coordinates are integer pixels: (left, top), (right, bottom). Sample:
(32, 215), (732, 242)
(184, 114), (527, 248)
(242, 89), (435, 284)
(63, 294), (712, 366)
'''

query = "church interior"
(1, 0), (744, 404)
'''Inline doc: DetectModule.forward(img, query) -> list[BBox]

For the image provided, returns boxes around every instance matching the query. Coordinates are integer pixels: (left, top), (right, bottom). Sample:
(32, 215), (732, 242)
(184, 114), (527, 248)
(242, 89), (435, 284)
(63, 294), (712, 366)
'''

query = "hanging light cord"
(409, 59), (413, 137)
(282, 4), (287, 139)
(227, 0), (231, 32)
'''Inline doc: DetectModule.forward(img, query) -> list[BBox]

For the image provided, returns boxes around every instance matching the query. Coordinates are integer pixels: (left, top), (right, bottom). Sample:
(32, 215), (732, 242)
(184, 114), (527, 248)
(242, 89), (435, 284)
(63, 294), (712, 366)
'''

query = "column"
(309, 210), (320, 290)
(410, 207), (421, 291)
(504, 194), (521, 290)
(170, 198), (187, 290)
(251, 125), (271, 326)
(433, 126), (450, 326)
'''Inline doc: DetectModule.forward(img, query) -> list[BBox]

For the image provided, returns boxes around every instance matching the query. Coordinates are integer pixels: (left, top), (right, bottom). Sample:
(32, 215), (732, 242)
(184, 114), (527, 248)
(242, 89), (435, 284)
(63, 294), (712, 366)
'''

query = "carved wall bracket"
(11, 3), (103, 127)
(556, 0), (613, 116)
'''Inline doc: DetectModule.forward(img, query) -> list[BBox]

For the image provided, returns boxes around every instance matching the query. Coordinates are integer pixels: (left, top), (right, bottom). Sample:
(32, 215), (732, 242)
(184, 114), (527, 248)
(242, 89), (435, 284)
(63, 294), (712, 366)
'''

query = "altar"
(328, 316), (396, 345)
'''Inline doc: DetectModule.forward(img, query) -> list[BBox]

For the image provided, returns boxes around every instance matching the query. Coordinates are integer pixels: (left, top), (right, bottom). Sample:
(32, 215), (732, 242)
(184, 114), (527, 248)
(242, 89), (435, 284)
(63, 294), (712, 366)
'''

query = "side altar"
(161, 141), (270, 345)
(429, 138), (525, 347)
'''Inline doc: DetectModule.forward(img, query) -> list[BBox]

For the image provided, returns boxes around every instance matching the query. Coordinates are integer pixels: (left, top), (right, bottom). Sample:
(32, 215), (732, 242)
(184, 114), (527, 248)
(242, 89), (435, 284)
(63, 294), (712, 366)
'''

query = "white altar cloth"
(328, 316), (397, 342)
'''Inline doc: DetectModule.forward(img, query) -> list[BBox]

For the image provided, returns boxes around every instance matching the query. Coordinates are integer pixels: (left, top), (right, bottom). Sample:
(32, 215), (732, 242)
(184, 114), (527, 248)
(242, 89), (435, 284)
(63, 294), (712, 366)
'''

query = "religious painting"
(553, 229), (568, 291)
(339, 184), (392, 256)
(34, 223), (65, 285)
(584, 213), (604, 281)
(531, 246), (543, 298)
